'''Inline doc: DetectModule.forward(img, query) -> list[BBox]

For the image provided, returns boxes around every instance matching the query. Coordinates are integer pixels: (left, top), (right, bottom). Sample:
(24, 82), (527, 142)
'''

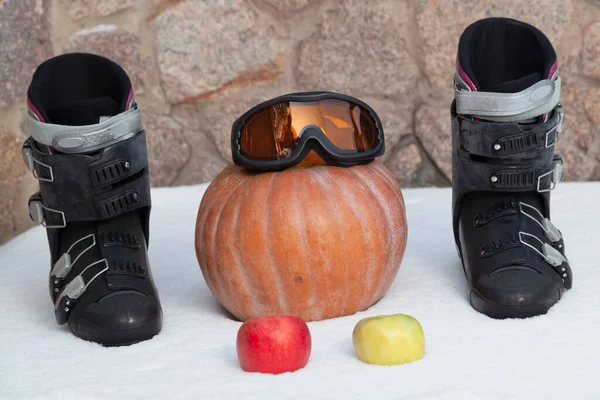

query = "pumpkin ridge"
(209, 181), (249, 315)
(195, 186), (220, 280)
(354, 166), (403, 302)
(231, 194), (260, 318)
(217, 175), (273, 317)
(334, 168), (378, 312)
(365, 162), (407, 242)
(264, 170), (308, 318)
(198, 167), (242, 225)
(307, 169), (337, 319)
(364, 164), (407, 297)
(197, 192), (229, 300)
(202, 171), (254, 293)
(293, 173), (318, 319)
(300, 170), (326, 321)
(196, 167), (249, 276)
(196, 222), (218, 298)
(369, 161), (405, 203)
(264, 173), (288, 315)
(313, 168), (351, 316)
(348, 167), (393, 308)
(231, 173), (284, 319)
(325, 170), (366, 316)
(354, 166), (399, 303)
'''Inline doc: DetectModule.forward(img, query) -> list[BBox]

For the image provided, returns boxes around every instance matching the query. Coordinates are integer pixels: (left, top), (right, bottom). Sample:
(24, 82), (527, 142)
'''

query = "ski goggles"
(231, 92), (385, 170)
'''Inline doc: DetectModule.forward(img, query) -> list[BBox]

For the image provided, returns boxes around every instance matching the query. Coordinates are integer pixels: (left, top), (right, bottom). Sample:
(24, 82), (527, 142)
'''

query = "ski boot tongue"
(454, 71), (560, 124)
(46, 97), (120, 126)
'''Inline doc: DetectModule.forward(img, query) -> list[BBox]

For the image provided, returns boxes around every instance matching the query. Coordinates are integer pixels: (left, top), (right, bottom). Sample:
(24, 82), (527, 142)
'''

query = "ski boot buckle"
(50, 234), (97, 294)
(54, 258), (108, 325)
(518, 231), (572, 289)
(537, 156), (563, 193)
(22, 138), (54, 182)
(519, 202), (563, 244)
(28, 194), (66, 229)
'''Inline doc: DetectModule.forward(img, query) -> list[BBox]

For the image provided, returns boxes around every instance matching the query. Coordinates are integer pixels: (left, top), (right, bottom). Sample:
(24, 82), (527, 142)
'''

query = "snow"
(1, 182), (598, 400)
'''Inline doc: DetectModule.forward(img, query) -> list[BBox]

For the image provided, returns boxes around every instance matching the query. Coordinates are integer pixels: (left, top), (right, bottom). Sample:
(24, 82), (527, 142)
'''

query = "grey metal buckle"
(542, 219), (562, 244)
(541, 243), (568, 267)
(544, 105), (563, 149)
(519, 231), (570, 284)
(28, 199), (66, 228)
(556, 104), (563, 133)
(519, 231), (569, 269)
(519, 202), (562, 243)
(544, 126), (558, 149)
(22, 146), (54, 182)
(55, 276), (86, 311)
(50, 234), (96, 290)
(537, 159), (563, 193)
(54, 258), (109, 311)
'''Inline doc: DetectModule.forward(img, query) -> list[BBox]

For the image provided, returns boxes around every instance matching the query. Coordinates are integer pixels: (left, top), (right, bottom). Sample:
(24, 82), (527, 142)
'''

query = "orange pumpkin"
(194, 159), (407, 322)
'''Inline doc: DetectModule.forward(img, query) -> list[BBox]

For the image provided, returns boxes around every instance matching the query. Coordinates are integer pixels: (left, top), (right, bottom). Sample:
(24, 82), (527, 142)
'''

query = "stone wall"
(1, 0), (599, 243)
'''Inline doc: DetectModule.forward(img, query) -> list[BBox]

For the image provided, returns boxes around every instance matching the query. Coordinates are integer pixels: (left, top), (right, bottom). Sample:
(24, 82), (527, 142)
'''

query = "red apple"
(236, 315), (311, 374)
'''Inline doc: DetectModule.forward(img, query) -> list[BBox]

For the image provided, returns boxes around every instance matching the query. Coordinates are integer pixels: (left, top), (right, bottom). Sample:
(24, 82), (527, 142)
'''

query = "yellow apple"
(352, 314), (425, 366)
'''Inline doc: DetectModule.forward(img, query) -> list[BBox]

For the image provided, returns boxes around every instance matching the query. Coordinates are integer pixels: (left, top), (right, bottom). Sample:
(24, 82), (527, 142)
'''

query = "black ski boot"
(451, 18), (572, 319)
(22, 53), (162, 345)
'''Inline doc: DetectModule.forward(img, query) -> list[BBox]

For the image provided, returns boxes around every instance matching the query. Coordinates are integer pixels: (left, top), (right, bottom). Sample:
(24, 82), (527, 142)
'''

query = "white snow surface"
(1, 182), (598, 400)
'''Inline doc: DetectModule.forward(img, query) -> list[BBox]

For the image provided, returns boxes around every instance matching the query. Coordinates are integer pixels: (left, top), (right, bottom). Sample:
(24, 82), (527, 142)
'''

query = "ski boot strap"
(452, 102), (563, 202)
(27, 104), (142, 154)
(22, 130), (151, 232)
(454, 75), (561, 122)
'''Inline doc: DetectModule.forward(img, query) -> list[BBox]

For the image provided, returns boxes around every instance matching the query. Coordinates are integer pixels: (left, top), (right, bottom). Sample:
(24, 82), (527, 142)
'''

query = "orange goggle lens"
(239, 99), (379, 161)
